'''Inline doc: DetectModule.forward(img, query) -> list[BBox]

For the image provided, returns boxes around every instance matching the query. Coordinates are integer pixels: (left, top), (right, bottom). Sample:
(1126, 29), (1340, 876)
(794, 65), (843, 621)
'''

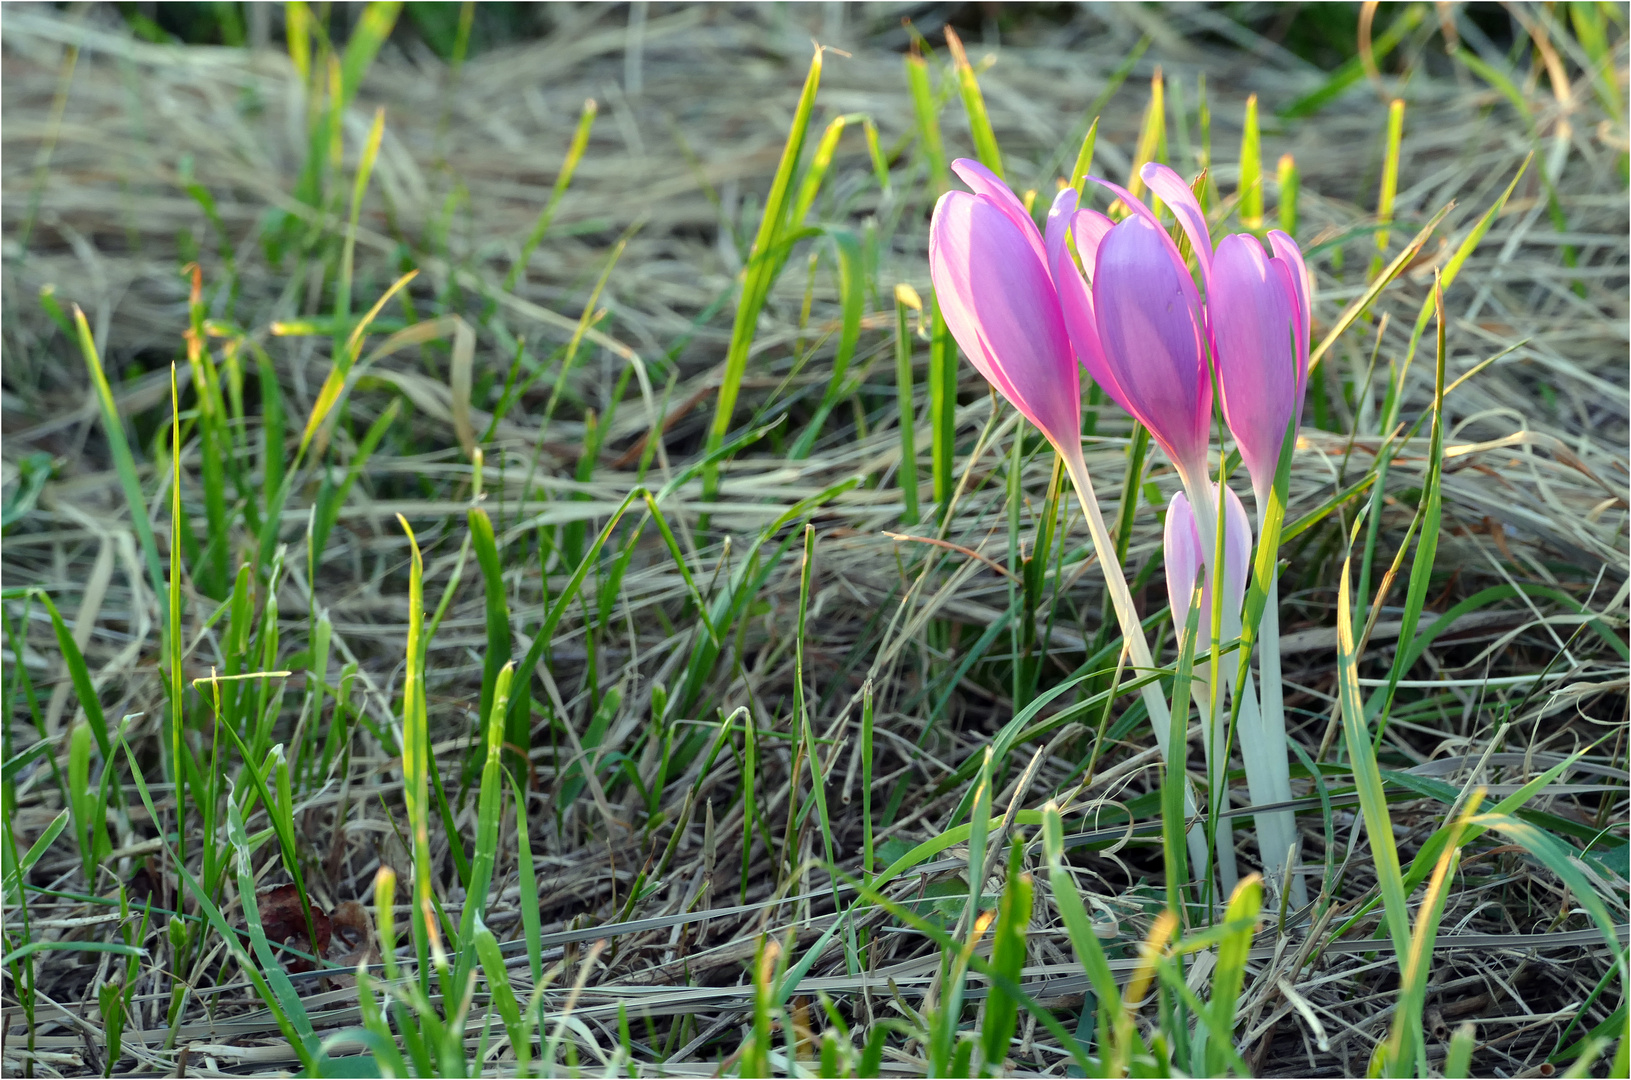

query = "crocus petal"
(1266, 229), (1313, 342)
(1266, 229), (1313, 398)
(928, 190), (1080, 454)
(1164, 491), (1204, 636)
(1083, 173), (1164, 233)
(1140, 162), (1214, 281)
(1219, 484), (1252, 613)
(1092, 215), (1212, 474)
(1051, 217), (1112, 394)
(1044, 187), (1078, 276)
(1211, 233), (1298, 492)
(1070, 208), (1116, 281)
(950, 158), (1047, 267)
(1164, 487), (1253, 652)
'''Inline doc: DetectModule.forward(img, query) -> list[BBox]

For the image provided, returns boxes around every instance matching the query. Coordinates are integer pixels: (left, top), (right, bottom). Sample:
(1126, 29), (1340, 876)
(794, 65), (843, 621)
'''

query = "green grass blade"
(703, 46), (823, 500)
(791, 229), (865, 459)
(338, 2), (401, 107)
(505, 98), (598, 293)
(1277, 152), (1299, 235)
(117, 739), (317, 1070)
(456, 662), (515, 986)
(893, 285), (921, 525)
(1238, 94), (1262, 230)
(979, 841), (1032, 1075)
(1335, 563), (1412, 964)
(72, 308), (164, 611)
(1373, 279), (1448, 730)
(1369, 98), (1405, 280)
(905, 50), (951, 194)
(397, 513), (436, 991)
(945, 27), (1003, 178)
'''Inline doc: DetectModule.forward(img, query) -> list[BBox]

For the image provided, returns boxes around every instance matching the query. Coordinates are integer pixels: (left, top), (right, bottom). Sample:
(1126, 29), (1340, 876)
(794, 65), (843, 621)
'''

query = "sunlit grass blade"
(893, 284), (921, 524)
(1369, 98), (1405, 280)
(1238, 94), (1262, 230)
(72, 307), (164, 609)
(1335, 562), (1411, 961)
(505, 97), (598, 292)
(703, 45), (823, 502)
(944, 27), (1003, 178)
(905, 47), (951, 194)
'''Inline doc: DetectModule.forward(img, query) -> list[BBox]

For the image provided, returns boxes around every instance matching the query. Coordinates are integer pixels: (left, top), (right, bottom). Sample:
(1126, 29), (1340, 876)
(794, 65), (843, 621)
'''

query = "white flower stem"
(1062, 449), (1214, 893)
(1252, 481), (1307, 911)
(1175, 468), (1242, 899)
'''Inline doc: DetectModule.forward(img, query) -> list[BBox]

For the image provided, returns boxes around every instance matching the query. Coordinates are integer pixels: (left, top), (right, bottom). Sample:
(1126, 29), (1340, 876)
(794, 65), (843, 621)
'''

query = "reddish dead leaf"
(257, 884), (331, 973)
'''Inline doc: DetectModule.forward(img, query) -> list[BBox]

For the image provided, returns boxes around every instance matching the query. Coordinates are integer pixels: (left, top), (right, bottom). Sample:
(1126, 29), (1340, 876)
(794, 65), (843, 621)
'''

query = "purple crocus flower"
(1141, 163), (1313, 503)
(1051, 175), (1213, 490)
(927, 159), (1082, 463)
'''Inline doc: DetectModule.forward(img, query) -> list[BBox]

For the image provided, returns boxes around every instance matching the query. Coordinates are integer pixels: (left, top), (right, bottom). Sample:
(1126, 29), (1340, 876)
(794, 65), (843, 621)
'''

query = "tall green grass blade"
(338, 2), (401, 107)
(945, 28), (1003, 178)
(468, 508), (516, 762)
(905, 49), (951, 194)
(928, 290), (957, 523)
(979, 841), (1031, 1075)
(455, 662), (515, 994)
(1277, 152), (1299, 235)
(1335, 564), (1411, 963)
(505, 98), (598, 292)
(1238, 94), (1262, 230)
(1369, 98), (1405, 283)
(397, 514), (436, 992)
(893, 284), (921, 524)
(791, 229), (865, 459)
(703, 46), (823, 501)
(1374, 278), (1448, 732)
(72, 308), (164, 611)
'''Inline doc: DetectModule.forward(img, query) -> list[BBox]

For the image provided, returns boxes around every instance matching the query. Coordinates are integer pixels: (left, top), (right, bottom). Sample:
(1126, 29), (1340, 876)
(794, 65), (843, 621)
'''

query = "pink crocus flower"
(1050, 178), (1213, 491)
(1140, 163), (1313, 504)
(926, 159), (1082, 464)
(930, 159), (1224, 886)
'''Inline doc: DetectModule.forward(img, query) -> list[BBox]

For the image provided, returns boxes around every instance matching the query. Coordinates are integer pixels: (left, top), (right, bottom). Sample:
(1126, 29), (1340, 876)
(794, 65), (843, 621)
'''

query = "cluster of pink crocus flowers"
(929, 158), (1311, 904)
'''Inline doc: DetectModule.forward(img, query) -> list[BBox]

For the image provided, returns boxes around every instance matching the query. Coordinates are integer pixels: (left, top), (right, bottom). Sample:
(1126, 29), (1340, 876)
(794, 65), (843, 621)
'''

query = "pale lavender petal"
(951, 158), (1047, 266)
(1164, 492), (1203, 637)
(1083, 173), (1163, 232)
(1266, 229), (1312, 342)
(1045, 187), (1079, 277)
(929, 191), (1080, 453)
(1070, 209), (1116, 283)
(1092, 215), (1212, 474)
(1165, 488), (1252, 651)
(1140, 162), (1214, 280)
(1220, 485), (1253, 613)
(1051, 221), (1114, 397)
(1211, 232), (1297, 491)
(1266, 228), (1313, 393)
